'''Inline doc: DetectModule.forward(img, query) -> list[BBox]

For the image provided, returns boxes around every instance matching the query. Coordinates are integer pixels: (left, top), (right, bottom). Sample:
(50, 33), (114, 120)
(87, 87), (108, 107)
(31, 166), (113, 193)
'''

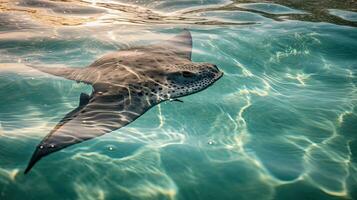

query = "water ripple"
(0, 0), (357, 200)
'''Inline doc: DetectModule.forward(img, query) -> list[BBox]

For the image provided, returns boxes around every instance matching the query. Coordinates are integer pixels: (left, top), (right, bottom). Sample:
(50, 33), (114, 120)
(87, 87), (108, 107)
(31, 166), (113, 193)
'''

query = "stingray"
(24, 30), (223, 174)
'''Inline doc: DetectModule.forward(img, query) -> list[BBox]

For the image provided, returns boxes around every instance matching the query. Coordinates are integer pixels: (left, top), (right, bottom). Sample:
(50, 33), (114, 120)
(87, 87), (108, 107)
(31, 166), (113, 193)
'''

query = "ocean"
(0, 0), (356, 199)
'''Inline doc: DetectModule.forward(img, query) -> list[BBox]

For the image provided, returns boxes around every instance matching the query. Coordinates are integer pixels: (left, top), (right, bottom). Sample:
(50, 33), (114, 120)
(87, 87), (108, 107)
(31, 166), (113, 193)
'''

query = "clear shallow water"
(0, 0), (356, 199)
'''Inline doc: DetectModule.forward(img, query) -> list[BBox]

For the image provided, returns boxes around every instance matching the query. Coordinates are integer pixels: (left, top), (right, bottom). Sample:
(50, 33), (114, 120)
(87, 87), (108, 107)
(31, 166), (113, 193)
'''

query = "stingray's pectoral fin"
(79, 93), (90, 106)
(166, 30), (192, 60)
(26, 64), (90, 83)
(24, 145), (45, 174)
(149, 30), (192, 60)
(24, 123), (98, 174)
(24, 89), (151, 174)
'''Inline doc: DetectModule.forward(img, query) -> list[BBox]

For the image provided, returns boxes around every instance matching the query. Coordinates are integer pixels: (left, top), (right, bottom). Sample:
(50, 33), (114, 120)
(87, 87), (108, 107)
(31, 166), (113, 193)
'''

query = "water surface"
(0, 0), (356, 200)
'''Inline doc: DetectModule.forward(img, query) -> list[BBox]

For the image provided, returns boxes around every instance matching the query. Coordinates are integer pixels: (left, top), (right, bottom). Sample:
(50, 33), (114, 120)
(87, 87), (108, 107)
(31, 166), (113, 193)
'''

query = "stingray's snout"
(209, 64), (223, 80)
(216, 70), (224, 79)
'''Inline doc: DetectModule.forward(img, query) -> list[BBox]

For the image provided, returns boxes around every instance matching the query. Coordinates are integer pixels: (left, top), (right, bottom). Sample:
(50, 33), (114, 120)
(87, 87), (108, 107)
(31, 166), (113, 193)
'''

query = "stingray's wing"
(25, 88), (153, 174)
(150, 29), (192, 60)
(26, 64), (102, 85)
(162, 29), (192, 60)
(88, 30), (193, 67)
(26, 30), (192, 82)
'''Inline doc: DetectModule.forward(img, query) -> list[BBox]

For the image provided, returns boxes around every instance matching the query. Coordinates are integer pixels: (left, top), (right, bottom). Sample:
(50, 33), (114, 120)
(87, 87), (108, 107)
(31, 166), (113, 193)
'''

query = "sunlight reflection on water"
(0, 0), (357, 200)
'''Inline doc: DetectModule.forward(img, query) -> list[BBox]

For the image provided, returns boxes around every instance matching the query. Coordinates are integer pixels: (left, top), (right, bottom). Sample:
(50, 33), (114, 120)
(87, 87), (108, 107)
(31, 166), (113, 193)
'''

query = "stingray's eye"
(182, 71), (195, 78)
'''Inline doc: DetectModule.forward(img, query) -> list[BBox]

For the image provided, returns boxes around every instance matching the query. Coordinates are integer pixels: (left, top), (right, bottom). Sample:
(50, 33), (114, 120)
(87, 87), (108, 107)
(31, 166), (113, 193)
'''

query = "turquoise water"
(0, 0), (357, 199)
